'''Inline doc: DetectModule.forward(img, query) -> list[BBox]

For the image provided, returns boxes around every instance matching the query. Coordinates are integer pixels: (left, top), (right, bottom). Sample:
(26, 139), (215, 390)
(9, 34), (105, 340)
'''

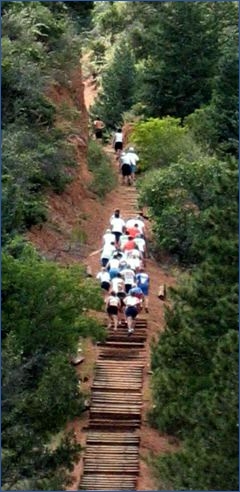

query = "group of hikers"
(93, 118), (140, 186)
(96, 209), (150, 335)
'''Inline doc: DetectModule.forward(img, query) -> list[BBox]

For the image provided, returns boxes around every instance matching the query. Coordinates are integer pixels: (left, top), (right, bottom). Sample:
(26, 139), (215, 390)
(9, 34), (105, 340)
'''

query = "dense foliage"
(130, 117), (202, 172)
(87, 2), (239, 490)
(88, 1), (238, 146)
(1, 2), (102, 490)
(140, 142), (238, 490)
(139, 152), (237, 264)
(1, 1), (93, 243)
(2, 238), (105, 490)
(91, 40), (136, 128)
(2, 1), (238, 490)
(87, 140), (117, 198)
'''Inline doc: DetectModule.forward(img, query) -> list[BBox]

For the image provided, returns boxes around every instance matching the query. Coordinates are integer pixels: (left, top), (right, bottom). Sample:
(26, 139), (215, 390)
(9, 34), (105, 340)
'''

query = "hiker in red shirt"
(122, 236), (136, 252)
(126, 223), (141, 239)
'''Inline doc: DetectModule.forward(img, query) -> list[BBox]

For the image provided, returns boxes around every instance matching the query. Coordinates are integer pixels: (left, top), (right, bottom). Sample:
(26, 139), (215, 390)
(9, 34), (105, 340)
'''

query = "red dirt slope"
(26, 67), (179, 491)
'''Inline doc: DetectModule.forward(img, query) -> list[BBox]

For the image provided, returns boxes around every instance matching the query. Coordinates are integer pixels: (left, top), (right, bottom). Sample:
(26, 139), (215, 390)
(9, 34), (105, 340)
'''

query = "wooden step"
(89, 419), (141, 428)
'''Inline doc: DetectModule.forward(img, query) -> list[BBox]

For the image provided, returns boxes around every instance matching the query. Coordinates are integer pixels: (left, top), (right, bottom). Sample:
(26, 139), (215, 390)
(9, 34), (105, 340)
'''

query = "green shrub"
(1, 239), (106, 489)
(184, 106), (218, 151)
(139, 155), (238, 264)
(1, 1), (85, 241)
(87, 139), (117, 199)
(131, 116), (202, 171)
(1, 125), (77, 242)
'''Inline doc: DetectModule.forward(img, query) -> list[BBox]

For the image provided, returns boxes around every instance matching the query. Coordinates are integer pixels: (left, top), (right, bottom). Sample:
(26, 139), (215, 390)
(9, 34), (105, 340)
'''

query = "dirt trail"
(84, 158), (177, 490)
(65, 75), (179, 491)
(26, 71), (178, 490)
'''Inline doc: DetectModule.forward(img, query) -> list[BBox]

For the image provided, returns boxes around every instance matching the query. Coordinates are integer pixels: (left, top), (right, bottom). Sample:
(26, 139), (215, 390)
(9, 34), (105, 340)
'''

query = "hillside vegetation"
(2, 1), (238, 490)
(87, 2), (238, 490)
(1, 3), (106, 490)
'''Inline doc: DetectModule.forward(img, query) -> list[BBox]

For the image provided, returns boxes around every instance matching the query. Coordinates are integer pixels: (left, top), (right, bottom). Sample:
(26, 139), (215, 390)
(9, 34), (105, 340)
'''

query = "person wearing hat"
(126, 147), (139, 183)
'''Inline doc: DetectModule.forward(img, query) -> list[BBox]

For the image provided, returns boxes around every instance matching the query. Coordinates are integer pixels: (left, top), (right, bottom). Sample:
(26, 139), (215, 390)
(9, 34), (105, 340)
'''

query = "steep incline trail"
(66, 78), (179, 491)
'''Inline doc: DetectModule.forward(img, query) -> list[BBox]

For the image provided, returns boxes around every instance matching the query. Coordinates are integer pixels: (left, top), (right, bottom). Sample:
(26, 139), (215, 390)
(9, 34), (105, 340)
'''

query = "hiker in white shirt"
(111, 275), (124, 294)
(127, 254), (142, 273)
(103, 229), (116, 247)
(111, 274), (126, 323)
(101, 242), (116, 267)
(134, 234), (147, 264)
(126, 247), (142, 260)
(120, 266), (136, 293)
(106, 253), (120, 271)
(110, 210), (126, 245)
(105, 291), (121, 330)
(126, 147), (139, 183)
(134, 234), (146, 255)
(96, 267), (111, 293)
(119, 231), (130, 249)
(123, 293), (141, 334)
(119, 152), (132, 186)
(112, 128), (123, 157)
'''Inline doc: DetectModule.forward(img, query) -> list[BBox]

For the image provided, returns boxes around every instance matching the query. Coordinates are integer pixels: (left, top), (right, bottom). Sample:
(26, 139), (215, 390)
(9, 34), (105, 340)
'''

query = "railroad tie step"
(97, 341), (145, 348)
(80, 474), (137, 490)
(80, 318), (147, 489)
(86, 431), (139, 441)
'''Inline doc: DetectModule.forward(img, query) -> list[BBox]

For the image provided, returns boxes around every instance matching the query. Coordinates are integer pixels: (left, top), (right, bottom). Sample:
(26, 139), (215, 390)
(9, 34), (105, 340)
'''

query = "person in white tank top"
(112, 128), (123, 157)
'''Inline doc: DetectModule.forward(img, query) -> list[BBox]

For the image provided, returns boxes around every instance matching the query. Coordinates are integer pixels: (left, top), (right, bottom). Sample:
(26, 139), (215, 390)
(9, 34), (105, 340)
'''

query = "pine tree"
(149, 156), (238, 489)
(92, 40), (136, 127)
(210, 26), (239, 155)
(139, 2), (218, 120)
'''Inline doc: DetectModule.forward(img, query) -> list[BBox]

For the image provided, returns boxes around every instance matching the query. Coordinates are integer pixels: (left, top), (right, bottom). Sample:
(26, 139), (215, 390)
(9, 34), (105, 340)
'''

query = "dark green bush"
(1, 239), (106, 489)
(2, 125), (77, 241)
(1, 1), (84, 240)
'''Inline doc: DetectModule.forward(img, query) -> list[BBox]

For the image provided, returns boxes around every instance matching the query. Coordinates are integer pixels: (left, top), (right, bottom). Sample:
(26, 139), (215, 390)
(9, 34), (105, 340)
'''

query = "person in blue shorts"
(126, 147), (139, 183)
(136, 268), (150, 312)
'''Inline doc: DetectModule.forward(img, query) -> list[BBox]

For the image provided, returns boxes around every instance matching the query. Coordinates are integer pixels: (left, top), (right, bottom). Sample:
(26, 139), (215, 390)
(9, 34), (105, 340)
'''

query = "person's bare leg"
(113, 314), (118, 331)
(127, 316), (133, 333)
(108, 315), (113, 329)
(145, 296), (149, 312)
(118, 305), (123, 325)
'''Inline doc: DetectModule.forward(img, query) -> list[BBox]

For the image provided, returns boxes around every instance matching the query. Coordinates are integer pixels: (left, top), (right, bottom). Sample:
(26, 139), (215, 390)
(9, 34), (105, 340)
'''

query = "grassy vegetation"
(87, 139), (117, 199)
